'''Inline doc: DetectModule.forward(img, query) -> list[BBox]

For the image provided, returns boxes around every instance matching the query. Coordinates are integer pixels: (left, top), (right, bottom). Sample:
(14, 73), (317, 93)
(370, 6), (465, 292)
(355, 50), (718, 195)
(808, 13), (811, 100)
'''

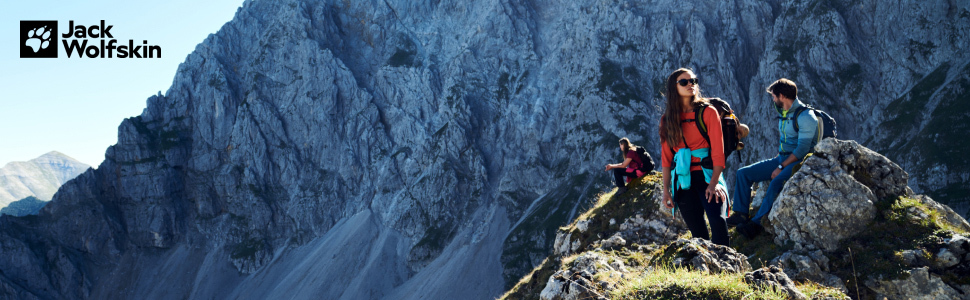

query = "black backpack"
(791, 105), (837, 140)
(693, 98), (746, 159)
(634, 146), (656, 173)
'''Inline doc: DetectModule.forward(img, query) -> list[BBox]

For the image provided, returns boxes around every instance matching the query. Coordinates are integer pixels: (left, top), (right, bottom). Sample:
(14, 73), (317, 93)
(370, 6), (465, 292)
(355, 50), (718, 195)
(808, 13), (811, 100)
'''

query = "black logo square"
(20, 20), (58, 58)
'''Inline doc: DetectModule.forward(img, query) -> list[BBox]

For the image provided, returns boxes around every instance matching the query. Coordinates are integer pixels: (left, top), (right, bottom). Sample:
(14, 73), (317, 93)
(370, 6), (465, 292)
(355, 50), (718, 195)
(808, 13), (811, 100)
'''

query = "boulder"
(865, 267), (970, 300)
(934, 248), (960, 269)
(539, 252), (618, 300)
(947, 235), (970, 257)
(768, 139), (907, 251)
(616, 212), (686, 247)
(656, 238), (751, 274)
(900, 249), (932, 267)
(770, 250), (847, 293)
(538, 271), (606, 300)
(813, 139), (910, 200)
(599, 234), (626, 250)
(552, 232), (586, 256)
(553, 233), (573, 256)
(576, 220), (590, 233)
(744, 266), (808, 300)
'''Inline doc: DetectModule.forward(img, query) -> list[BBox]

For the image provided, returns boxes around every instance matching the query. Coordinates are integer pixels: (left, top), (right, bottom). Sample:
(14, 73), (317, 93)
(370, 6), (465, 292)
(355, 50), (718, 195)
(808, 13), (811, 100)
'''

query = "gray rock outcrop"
(539, 251), (619, 300)
(658, 238), (751, 274)
(744, 266), (808, 300)
(770, 250), (848, 293)
(914, 195), (970, 233)
(553, 180), (687, 256)
(767, 139), (907, 251)
(866, 267), (970, 300)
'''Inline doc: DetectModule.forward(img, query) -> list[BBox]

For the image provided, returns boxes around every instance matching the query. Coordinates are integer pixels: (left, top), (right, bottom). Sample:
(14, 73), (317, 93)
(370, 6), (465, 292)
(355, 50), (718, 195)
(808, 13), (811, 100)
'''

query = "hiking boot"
(616, 187), (628, 195)
(725, 212), (749, 227)
(738, 221), (763, 239)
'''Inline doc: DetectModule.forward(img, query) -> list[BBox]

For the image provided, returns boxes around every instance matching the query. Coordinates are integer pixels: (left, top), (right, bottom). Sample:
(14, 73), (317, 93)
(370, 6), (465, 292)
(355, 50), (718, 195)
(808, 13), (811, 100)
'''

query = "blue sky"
(1, 0), (246, 168)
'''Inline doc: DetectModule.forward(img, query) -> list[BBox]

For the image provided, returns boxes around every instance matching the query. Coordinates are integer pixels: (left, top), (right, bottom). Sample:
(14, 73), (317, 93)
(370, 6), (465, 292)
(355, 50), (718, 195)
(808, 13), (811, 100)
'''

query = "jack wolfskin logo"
(20, 20), (58, 58)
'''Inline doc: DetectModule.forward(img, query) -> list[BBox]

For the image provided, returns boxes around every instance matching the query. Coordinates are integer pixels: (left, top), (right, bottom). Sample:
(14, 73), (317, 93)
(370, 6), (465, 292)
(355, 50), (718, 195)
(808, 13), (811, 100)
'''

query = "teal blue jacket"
(775, 99), (818, 159)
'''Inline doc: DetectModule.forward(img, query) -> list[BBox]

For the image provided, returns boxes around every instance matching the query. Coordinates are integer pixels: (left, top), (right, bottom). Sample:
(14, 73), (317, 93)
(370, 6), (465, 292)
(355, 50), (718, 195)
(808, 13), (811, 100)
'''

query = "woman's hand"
(663, 191), (674, 209)
(705, 182), (727, 203)
(604, 164), (612, 172)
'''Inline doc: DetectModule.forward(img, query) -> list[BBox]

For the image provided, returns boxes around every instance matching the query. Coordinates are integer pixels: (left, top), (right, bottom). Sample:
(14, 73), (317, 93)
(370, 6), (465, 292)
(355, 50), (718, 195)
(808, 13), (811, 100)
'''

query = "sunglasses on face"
(678, 78), (699, 86)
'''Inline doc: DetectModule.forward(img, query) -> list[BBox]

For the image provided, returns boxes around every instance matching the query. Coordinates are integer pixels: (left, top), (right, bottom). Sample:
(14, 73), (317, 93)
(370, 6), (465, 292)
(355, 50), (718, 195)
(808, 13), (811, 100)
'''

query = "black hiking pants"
(612, 168), (639, 188)
(676, 170), (729, 246)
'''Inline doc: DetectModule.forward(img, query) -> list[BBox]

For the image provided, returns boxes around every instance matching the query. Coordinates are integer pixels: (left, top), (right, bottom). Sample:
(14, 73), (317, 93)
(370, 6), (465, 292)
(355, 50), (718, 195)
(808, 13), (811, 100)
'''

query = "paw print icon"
(20, 20), (58, 58)
(25, 26), (53, 52)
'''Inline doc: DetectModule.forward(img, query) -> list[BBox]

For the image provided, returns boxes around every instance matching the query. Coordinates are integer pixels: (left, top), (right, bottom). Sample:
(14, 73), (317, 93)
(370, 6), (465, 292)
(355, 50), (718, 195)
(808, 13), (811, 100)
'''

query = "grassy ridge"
(498, 167), (970, 300)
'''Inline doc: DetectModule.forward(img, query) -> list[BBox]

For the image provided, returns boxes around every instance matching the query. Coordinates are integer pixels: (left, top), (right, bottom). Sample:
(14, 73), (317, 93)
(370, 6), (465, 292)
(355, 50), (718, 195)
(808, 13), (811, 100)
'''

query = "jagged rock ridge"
(1, 0), (969, 299)
(518, 140), (969, 300)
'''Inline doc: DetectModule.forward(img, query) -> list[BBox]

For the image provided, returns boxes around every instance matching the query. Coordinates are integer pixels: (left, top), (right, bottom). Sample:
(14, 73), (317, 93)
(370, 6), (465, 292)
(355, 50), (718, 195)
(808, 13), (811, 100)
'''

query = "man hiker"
(727, 78), (818, 237)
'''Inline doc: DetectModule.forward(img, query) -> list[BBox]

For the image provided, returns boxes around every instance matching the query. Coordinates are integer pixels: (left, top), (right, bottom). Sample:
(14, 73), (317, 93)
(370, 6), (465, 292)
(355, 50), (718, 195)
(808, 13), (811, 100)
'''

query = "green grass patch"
(498, 257), (558, 300)
(562, 174), (663, 253)
(612, 266), (847, 300)
(730, 229), (793, 269)
(826, 196), (965, 298)
(924, 184), (970, 215)
(611, 267), (791, 300)
(500, 174), (663, 295)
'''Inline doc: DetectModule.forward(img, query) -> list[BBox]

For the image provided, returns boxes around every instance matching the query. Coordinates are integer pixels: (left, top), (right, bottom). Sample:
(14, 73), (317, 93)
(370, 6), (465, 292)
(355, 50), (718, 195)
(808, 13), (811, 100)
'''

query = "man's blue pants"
(732, 155), (800, 224)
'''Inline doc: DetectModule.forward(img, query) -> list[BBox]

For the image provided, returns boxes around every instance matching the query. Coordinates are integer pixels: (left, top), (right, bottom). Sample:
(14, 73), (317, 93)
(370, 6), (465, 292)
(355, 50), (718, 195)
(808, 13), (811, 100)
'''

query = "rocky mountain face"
(0, 151), (90, 209)
(0, 0), (967, 299)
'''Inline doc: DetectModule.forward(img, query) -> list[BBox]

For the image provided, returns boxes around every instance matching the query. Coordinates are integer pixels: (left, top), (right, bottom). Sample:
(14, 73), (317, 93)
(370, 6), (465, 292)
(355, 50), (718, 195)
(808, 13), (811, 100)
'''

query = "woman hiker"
(659, 68), (730, 246)
(604, 137), (648, 194)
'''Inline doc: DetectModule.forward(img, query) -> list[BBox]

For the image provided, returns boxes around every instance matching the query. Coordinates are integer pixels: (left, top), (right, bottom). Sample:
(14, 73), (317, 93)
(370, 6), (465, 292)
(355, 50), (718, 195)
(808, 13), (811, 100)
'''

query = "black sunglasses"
(678, 78), (699, 86)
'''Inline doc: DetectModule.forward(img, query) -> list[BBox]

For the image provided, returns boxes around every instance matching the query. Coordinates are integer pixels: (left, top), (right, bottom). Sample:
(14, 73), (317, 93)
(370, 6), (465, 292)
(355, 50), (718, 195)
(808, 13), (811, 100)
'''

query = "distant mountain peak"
(32, 151), (85, 163)
(0, 151), (91, 208)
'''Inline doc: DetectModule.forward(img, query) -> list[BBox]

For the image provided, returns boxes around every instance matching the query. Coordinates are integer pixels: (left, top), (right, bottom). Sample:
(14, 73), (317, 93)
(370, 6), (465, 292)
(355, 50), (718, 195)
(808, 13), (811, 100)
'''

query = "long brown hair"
(619, 137), (636, 157)
(660, 68), (708, 148)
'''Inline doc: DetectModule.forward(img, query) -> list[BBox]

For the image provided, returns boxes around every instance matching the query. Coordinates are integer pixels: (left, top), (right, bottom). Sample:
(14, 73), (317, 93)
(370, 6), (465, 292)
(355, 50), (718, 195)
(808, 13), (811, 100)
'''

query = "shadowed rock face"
(0, 197), (48, 217)
(1, 0), (968, 299)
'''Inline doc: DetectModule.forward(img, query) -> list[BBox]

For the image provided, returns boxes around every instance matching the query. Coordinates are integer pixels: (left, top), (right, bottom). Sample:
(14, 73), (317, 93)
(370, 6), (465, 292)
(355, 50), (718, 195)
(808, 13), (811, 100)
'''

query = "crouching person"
(605, 137), (654, 194)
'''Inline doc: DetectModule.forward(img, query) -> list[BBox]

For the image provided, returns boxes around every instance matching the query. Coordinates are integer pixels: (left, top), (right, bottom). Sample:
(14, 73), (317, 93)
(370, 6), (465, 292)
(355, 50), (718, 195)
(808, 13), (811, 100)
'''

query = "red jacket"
(660, 107), (726, 172)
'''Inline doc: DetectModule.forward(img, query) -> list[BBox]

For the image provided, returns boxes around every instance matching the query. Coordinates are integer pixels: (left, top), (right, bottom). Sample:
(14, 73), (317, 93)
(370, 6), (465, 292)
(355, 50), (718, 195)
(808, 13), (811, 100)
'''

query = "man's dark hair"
(767, 78), (797, 100)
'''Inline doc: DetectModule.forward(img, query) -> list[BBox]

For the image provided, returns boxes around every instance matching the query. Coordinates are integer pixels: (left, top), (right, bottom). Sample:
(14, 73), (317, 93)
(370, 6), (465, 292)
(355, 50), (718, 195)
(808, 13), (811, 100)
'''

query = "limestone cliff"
(0, 0), (967, 299)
